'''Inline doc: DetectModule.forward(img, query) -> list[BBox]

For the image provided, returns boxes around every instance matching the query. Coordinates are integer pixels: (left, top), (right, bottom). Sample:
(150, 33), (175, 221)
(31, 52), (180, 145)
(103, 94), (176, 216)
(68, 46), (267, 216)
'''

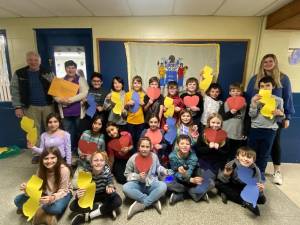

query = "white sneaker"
(273, 171), (283, 185)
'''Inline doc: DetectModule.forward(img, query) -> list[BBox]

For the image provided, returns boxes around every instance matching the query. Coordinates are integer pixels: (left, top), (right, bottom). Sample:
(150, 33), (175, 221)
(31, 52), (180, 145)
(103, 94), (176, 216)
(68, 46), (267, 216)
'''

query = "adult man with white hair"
(10, 51), (55, 163)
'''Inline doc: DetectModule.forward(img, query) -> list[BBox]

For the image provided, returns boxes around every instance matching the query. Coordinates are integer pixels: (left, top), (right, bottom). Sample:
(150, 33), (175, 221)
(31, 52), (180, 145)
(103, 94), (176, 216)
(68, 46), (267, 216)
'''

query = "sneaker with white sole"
(202, 193), (209, 203)
(111, 210), (117, 220)
(153, 200), (162, 214)
(273, 171), (283, 185)
(127, 201), (145, 219)
(71, 213), (89, 225)
(169, 193), (184, 205)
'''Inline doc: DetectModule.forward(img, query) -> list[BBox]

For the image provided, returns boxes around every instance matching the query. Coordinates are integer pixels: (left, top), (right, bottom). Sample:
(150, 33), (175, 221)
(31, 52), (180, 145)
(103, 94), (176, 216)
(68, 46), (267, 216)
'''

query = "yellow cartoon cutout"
(20, 116), (38, 145)
(164, 97), (175, 118)
(111, 91), (123, 115)
(258, 89), (276, 119)
(199, 65), (214, 92)
(77, 171), (96, 209)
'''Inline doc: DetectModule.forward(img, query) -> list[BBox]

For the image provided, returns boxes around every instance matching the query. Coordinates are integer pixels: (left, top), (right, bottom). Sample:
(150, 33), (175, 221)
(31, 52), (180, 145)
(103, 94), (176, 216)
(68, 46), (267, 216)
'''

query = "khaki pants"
(24, 105), (54, 153)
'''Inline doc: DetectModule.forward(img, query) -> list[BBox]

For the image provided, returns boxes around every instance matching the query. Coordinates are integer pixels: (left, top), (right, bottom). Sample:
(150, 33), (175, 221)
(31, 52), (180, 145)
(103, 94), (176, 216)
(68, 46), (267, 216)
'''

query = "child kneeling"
(70, 152), (122, 225)
(123, 137), (168, 219)
(216, 146), (266, 216)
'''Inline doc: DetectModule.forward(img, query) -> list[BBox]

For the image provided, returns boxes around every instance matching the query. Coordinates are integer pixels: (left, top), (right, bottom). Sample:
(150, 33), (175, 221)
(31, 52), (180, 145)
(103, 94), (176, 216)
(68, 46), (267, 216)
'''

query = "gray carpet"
(1, 150), (300, 225)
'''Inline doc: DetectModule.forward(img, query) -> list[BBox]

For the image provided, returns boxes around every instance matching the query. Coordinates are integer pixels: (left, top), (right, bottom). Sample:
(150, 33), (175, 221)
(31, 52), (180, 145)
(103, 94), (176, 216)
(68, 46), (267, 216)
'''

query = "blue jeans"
(63, 116), (80, 153)
(123, 180), (167, 207)
(14, 193), (72, 215)
(248, 128), (276, 180)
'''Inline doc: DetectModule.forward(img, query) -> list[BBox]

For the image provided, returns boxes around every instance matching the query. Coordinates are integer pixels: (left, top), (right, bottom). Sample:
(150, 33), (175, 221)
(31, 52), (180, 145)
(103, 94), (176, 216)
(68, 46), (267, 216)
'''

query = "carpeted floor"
(1, 150), (300, 225)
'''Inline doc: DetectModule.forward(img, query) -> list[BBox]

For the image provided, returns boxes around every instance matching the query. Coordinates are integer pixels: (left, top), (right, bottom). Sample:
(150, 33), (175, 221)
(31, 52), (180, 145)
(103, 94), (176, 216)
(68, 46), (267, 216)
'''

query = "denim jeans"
(14, 193), (72, 215)
(62, 116), (80, 153)
(248, 128), (276, 180)
(123, 180), (167, 207)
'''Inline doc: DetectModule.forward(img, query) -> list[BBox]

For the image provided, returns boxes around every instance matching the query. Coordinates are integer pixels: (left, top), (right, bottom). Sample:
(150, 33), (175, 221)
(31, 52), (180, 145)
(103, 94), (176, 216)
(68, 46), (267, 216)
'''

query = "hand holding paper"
(20, 116), (38, 146)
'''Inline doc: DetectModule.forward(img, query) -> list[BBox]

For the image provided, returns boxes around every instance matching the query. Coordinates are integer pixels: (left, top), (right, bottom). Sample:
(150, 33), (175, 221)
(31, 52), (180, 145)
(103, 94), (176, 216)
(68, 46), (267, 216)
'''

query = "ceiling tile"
(31, 0), (92, 16)
(79, 0), (131, 16)
(215, 0), (277, 16)
(0, 7), (19, 17)
(128, 0), (173, 16)
(0, 0), (54, 17)
(173, 0), (224, 15)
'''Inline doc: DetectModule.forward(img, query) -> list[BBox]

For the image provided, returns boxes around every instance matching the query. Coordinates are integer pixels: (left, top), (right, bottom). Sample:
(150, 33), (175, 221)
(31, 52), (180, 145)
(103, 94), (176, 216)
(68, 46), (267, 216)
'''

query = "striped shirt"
(92, 164), (114, 193)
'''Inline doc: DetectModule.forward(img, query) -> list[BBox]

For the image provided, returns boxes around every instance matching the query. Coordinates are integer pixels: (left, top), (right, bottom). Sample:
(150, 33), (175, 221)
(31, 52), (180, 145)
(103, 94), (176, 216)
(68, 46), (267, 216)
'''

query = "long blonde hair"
(255, 54), (282, 89)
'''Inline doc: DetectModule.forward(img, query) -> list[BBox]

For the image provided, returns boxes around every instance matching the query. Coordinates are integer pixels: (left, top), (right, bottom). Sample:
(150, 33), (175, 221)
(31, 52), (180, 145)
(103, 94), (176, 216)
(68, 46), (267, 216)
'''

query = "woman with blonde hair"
(246, 53), (295, 185)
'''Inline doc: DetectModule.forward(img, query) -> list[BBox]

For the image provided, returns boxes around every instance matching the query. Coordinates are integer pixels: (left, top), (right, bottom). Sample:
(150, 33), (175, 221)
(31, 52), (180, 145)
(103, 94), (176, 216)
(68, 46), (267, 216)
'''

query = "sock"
(89, 203), (103, 219)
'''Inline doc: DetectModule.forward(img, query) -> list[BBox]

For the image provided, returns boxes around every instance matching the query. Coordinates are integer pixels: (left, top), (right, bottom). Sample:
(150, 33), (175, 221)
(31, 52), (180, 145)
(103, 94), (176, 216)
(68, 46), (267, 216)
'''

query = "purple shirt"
(32, 130), (71, 165)
(62, 75), (81, 117)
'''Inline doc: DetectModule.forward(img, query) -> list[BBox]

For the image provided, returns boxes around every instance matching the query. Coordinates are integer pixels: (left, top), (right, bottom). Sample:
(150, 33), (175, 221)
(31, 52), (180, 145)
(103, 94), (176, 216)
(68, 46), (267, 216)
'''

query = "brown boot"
(32, 207), (47, 225)
(44, 214), (58, 225)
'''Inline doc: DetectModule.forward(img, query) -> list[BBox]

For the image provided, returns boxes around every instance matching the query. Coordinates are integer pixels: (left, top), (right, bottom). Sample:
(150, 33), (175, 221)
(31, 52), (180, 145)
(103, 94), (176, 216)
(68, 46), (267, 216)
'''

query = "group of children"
(14, 72), (285, 224)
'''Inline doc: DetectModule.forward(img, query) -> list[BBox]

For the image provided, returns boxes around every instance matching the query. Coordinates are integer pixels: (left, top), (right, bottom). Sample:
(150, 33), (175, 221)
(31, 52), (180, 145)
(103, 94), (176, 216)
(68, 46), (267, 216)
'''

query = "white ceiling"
(0, 0), (293, 18)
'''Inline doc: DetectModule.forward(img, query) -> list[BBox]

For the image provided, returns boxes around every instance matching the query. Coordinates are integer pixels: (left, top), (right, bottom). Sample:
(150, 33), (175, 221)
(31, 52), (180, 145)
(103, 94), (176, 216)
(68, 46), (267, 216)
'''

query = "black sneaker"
(242, 201), (260, 216)
(257, 194), (266, 204)
(202, 193), (210, 203)
(169, 193), (184, 205)
(71, 213), (89, 225)
(220, 193), (228, 204)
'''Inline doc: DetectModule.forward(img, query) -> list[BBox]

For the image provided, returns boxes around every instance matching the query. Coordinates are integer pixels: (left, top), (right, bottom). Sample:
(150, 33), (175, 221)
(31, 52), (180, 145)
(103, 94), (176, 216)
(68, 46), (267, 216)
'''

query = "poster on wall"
(288, 48), (300, 65)
(125, 42), (220, 90)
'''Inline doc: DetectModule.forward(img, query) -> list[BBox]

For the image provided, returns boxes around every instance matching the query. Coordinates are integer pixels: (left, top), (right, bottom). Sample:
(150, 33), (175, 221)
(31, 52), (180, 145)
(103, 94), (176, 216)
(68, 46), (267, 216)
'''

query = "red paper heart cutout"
(204, 128), (227, 144)
(135, 154), (153, 173)
(78, 139), (98, 154)
(119, 134), (131, 148)
(183, 95), (199, 108)
(147, 87), (161, 100)
(226, 96), (246, 111)
(145, 129), (163, 146)
(109, 139), (122, 151)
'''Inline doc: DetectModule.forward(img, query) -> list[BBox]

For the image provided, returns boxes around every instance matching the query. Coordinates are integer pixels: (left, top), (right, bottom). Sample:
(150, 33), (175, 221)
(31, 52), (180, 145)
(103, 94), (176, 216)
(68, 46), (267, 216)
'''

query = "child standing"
(216, 146), (266, 216)
(180, 78), (203, 125)
(141, 115), (167, 161)
(14, 147), (72, 225)
(143, 76), (164, 123)
(106, 122), (133, 184)
(219, 83), (247, 159)
(103, 76), (127, 129)
(27, 113), (71, 166)
(196, 113), (229, 175)
(201, 83), (222, 128)
(248, 76), (284, 180)
(123, 137), (168, 219)
(168, 135), (210, 205)
(125, 75), (145, 148)
(70, 152), (122, 224)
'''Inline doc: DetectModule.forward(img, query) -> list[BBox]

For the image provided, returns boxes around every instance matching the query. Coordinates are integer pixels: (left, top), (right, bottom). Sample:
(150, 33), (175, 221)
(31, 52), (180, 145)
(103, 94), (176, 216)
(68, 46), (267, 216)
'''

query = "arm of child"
(124, 156), (140, 181)
(65, 132), (72, 166)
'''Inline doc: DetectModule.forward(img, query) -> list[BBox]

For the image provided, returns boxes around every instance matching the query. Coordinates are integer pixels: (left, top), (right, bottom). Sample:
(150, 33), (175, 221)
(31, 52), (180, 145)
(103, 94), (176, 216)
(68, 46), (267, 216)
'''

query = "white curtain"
(125, 42), (220, 89)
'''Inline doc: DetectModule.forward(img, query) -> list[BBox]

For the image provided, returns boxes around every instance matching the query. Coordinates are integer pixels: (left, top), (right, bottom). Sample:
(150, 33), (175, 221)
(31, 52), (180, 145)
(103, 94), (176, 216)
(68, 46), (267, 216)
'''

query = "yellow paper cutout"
(111, 91), (123, 115)
(27, 128), (38, 146)
(21, 116), (34, 132)
(0, 147), (8, 154)
(258, 89), (276, 119)
(164, 97), (173, 107)
(164, 97), (174, 118)
(258, 89), (272, 99)
(199, 65), (213, 92)
(23, 175), (43, 221)
(48, 77), (79, 98)
(77, 171), (96, 209)
(113, 102), (123, 115)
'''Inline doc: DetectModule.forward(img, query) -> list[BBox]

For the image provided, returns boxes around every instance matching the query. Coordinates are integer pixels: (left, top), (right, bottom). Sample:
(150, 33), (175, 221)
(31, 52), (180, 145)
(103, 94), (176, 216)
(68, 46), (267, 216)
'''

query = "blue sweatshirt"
(246, 74), (295, 120)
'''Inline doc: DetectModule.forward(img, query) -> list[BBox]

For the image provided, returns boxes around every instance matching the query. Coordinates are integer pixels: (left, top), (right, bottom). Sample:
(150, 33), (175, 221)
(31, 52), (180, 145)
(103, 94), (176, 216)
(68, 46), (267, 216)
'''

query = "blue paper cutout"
(237, 165), (259, 206)
(164, 117), (177, 144)
(130, 91), (140, 113)
(86, 94), (97, 118)
(193, 169), (211, 194)
(164, 175), (175, 183)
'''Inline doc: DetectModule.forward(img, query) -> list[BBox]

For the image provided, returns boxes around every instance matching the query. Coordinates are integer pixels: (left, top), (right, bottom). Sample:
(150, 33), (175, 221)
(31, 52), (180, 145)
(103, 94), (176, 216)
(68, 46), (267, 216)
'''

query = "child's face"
(65, 65), (77, 77)
(139, 140), (151, 157)
(237, 152), (254, 167)
(113, 79), (123, 92)
(47, 117), (60, 132)
(149, 117), (159, 130)
(91, 77), (102, 89)
(229, 88), (242, 97)
(187, 82), (197, 93)
(209, 117), (222, 130)
(91, 153), (106, 172)
(178, 139), (191, 154)
(209, 88), (220, 99)
(133, 80), (142, 92)
(168, 86), (178, 96)
(106, 125), (119, 138)
(150, 81), (159, 88)
(43, 153), (58, 170)
(263, 57), (275, 71)
(180, 112), (191, 125)
(92, 119), (102, 133)
(259, 82), (273, 90)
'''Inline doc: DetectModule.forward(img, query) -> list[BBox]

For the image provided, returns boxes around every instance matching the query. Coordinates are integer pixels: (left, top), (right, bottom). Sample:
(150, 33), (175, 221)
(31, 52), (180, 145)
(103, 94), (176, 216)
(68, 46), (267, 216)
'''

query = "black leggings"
(69, 192), (122, 215)
(271, 126), (282, 166)
(112, 158), (128, 184)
